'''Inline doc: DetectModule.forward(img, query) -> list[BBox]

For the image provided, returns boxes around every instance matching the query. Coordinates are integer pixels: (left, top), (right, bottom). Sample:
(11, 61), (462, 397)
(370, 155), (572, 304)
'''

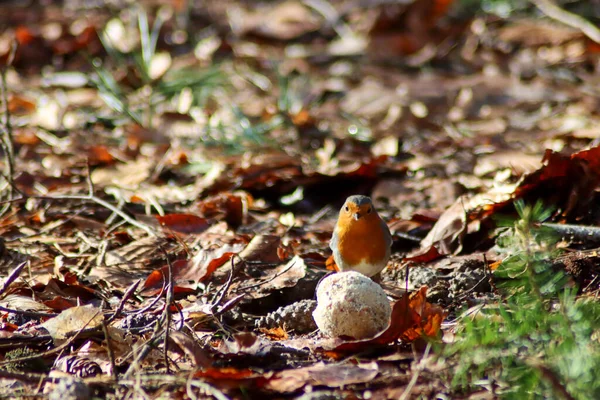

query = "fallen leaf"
(168, 330), (212, 368)
(217, 332), (272, 356)
(155, 214), (211, 234)
(142, 242), (247, 295)
(265, 362), (379, 393)
(195, 192), (253, 227)
(41, 304), (104, 341)
(408, 197), (468, 261)
(259, 327), (289, 341)
(231, 1), (322, 41)
(237, 255), (307, 298)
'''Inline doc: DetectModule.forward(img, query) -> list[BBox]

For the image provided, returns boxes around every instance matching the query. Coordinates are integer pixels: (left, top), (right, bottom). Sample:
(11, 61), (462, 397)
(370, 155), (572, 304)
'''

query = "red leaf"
(44, 296), (77, 311)
(328, 287), (446, 352)
(155, 214), (210, 234)
(142, 259), (188, 291)
(194, 368), (257, 380)
(404, 245), (443, 263)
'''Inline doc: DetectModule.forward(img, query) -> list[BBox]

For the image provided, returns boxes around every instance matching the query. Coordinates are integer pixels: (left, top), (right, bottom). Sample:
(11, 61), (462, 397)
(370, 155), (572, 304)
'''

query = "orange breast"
(336, 215), (388, 266)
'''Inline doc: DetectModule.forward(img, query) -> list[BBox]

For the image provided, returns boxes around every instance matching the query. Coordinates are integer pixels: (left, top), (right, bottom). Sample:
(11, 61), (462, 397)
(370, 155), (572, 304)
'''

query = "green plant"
(92, 8), (224, 128)
(441, 200), (600, 399)
(1, 347), (48, 373)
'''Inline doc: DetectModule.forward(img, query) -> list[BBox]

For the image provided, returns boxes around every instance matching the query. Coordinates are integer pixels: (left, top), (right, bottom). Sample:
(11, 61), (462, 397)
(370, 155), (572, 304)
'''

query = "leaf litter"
(2, 0), (600, 398)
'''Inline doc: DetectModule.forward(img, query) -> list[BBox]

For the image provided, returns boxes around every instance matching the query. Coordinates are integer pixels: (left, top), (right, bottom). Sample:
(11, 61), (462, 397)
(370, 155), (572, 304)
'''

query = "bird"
(330, 195), (393, 277)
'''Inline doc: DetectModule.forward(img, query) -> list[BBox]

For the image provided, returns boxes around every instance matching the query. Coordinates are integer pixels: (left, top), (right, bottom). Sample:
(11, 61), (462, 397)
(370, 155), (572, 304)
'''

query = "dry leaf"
(41, 304), (104, 341)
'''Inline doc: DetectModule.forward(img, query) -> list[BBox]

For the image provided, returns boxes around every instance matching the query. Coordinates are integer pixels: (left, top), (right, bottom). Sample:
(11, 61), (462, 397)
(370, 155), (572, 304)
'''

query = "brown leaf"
(142, 242), (247, 295)
(8, 94), (36, 115)
(195, 192), (253, 227)
(41, 304), (103, 341)
(232, 1), (322, 41)
(193, 368), (258, 380)
(238, 235), (282, 264)
(43, 296), (77, 311)
(407, 197), (467, 262)
(514, 147), (600, 217)
(155, 214), (211, 234)
(259, 327), (289, 341)
(325, 255), (339, 272)
(265, 362), (379, 393)
(237, 255), (307, 299)
(187, 242), (247, 282)
(168, 330), (212, 368)
(368, 0), (465, 59)
(217, 332), (272, 356)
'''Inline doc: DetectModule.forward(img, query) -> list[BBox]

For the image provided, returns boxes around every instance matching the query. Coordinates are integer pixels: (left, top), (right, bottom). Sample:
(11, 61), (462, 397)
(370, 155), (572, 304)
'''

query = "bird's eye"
(367, 207), (372, 214)
(344, 206), (349, 212)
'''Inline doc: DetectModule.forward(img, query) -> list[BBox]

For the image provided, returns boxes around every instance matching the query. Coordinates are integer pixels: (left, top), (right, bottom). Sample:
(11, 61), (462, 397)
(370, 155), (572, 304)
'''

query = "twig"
(0, 42), (17, 217)
(0, 261), (27, 297)
(123, 247), (175, 378)
(102, 374), (229, 400)
(531, 0), (600, 44)
(399, 342), (431, 400)
(36, 193), (157, 236)
(162, 248), (175, 374)
(210, 255), (239, 314)
(101, 319), (118, 383)
(0, 305), (58, 318)
(542, 222), (600, 243)
(122, 318), (164, 377)
(106, 279), (142, 323)
(213, 293), (245, 317)
(238, 258), (297, 291)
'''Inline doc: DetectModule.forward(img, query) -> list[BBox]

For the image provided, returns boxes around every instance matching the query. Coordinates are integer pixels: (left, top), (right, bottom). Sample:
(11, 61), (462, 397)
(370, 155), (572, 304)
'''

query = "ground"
(1, 0), (600, 399)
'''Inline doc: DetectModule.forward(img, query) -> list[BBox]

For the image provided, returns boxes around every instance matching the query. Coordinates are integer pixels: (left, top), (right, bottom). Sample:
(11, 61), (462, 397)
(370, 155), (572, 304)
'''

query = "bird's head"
(340, 195), (374, 221)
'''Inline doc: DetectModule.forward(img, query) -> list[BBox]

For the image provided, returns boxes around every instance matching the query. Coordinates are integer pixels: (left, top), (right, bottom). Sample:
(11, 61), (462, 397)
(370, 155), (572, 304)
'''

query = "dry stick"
(34, 163), (156, 236)
(101, 319), (118, 383)
(238, 258), (297, 291)
(542, 223), (600, 243)
(111, 375), (228, 400)
(0, 305), (58, 318)
(106, 279), (142, 323)
(161, 247), (175, 374)
(399, 343), (432, 400)
(37, 193), (157, 236)
(123, 248), (175, 378)
(532, 0), (600, 44)
(122, 316), (164, 378)
(0, 261), (27, 297)
(0, 43), (16, 218)
(127, 288), (165, 316)
(117, 278), (170, 367)
(210, 255), (239, 314)
(213, 294), (245, 317)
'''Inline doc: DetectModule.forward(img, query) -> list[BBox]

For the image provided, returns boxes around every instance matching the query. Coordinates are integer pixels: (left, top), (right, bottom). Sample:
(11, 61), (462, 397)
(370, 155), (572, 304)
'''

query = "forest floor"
(1, 0), (600, 399)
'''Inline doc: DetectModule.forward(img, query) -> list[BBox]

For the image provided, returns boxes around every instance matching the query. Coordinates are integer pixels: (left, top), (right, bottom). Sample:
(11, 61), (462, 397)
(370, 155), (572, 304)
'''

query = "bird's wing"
(381, 219), (393, 248)
(329, 229), (338, 252)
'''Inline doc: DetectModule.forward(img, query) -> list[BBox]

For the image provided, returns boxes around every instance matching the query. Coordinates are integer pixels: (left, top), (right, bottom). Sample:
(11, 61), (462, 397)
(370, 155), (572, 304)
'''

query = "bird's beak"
(353, 212), (361, 220)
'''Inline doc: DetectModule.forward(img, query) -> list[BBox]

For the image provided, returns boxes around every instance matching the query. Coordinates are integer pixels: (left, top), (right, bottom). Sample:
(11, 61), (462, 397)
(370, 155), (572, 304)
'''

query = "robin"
(330, 195), (393, 277)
